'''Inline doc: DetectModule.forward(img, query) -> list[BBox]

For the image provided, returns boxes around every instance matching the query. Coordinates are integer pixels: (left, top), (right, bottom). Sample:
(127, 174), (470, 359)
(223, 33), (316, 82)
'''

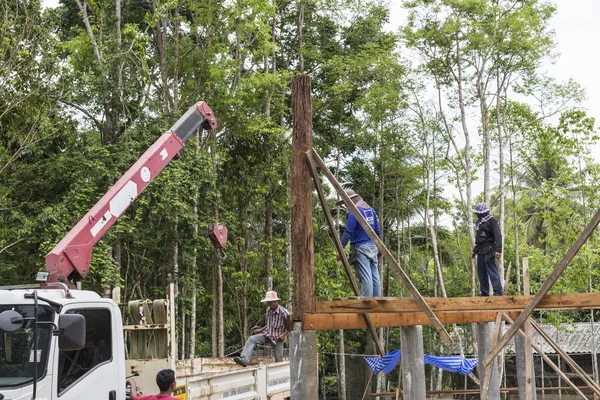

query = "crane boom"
(45, 101), (217, 285)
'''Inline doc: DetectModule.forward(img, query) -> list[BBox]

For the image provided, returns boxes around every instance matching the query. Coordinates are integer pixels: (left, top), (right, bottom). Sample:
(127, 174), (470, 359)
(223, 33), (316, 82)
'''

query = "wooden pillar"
(289, 74), (318, 399)
(401, 326), (426, 400)
(478, 322), (500, 400)
(515, 257), (536, 399)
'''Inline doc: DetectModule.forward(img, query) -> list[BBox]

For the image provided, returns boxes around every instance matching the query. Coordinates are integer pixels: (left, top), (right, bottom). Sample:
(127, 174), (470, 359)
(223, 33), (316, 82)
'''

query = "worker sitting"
(234, 291), (290, 367)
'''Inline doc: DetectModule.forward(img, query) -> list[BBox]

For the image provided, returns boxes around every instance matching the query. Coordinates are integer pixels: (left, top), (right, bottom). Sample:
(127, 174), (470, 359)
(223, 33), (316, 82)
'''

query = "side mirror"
(58, 314), (86, 351)
(0, 310), (24, 332)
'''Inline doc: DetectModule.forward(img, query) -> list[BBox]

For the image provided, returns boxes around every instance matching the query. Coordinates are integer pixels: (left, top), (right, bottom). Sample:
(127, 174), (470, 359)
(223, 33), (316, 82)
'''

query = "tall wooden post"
(290, 74), (318, 399)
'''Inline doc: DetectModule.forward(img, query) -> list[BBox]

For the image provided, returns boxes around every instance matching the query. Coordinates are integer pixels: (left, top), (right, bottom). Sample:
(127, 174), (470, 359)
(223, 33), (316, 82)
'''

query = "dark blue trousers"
(477, 252), (503, 296)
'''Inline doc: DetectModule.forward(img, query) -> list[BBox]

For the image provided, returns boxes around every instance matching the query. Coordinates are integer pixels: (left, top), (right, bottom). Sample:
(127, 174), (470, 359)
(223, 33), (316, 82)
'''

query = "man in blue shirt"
(338, 189), (382, 297)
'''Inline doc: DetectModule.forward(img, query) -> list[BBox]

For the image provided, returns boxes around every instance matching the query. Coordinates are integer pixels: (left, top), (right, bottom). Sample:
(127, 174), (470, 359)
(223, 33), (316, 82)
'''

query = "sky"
(386, 0), (600, 155)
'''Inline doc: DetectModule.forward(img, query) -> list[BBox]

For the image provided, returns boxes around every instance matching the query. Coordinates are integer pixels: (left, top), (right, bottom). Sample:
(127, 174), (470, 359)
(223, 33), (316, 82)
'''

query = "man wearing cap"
(338, 189), (382, 297)
(470, 202), (503, 296)
(233, 290), (290, 367)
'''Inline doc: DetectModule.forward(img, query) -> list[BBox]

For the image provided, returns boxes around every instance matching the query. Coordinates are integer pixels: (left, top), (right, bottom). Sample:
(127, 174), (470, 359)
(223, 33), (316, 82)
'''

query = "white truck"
(0, 103), (290, 400)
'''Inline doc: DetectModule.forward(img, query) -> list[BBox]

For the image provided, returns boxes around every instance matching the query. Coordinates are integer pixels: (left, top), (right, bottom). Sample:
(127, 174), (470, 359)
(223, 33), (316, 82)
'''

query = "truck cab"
(0, 288), (125, 400)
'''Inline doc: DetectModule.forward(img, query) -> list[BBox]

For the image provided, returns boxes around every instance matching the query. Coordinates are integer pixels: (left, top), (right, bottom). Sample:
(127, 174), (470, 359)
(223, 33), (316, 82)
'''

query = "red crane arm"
(45, 102), (217, 285)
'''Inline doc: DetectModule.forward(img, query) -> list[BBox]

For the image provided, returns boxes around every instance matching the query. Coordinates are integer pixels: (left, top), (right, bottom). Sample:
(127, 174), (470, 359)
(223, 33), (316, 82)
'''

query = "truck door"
(54, 306), (120, 400)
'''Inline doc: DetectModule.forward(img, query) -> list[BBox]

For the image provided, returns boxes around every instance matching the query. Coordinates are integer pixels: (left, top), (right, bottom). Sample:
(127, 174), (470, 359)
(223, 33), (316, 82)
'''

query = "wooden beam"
(305, 152), (385, 356)
(311, 149), (452, 344)
(484, 208), (600, 366)
(316, 292), (600, 314)
(503, 313), (588, 400)
(303, 311), (500, 330)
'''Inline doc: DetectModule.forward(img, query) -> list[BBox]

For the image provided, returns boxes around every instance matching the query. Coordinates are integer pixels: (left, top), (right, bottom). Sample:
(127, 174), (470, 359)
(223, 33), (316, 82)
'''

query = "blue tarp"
(365, 350), (478, 375)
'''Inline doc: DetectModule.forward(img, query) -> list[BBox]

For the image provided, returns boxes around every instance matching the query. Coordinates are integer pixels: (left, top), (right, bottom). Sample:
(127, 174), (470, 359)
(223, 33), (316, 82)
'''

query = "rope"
(321, 351), (379, 357)
(225, 347), (244, 357)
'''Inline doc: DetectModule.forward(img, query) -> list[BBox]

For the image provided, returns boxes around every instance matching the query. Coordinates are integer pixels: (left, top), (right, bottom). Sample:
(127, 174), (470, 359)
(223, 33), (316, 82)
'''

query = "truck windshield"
(0, 305), (54, 388)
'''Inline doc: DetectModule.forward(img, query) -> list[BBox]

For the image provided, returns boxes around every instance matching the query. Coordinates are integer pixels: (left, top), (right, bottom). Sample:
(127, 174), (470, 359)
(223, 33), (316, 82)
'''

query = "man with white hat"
(233, 290), (290, 367)
(337, 189), (382, 297)
(470, 202), (503, 296)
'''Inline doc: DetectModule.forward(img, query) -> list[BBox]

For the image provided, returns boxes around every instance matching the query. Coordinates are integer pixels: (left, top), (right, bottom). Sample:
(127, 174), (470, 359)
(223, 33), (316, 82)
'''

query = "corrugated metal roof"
(505, 322), (600, 355)
(450, 322), (600, 355)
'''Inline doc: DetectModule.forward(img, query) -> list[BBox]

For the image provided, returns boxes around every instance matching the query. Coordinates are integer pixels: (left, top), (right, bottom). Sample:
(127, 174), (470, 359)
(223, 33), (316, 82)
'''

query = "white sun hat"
(260, 290), (281, 302)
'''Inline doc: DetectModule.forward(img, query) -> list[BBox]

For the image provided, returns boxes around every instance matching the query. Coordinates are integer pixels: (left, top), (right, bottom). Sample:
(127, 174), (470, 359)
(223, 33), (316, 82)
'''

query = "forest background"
(2, 0), (599, 396)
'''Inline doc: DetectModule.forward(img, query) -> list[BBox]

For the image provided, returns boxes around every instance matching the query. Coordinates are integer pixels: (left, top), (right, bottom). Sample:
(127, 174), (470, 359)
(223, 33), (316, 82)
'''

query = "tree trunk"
(239, 205), (249, 345)
(190, 132), (199, 358)
(218, 253), (224, 356)
(338, 330), (347, 400)
(172, 216), (179, 361)
(211, 248), (218, 356)
(265, 191), (274, 291)
(297, 0), (304, 73)
(153, 0), (170, 113)
(173, 0), (180, 113)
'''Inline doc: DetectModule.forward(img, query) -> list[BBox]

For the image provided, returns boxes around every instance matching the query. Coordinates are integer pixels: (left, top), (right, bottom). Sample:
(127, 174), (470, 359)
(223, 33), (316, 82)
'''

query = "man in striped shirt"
(234, 291), (290, 367)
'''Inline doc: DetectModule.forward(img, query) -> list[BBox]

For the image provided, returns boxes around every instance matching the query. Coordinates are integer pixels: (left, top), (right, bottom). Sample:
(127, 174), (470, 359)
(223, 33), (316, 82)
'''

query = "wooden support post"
(529, 318), (600, 396)
(290, 74), (318, 399)
(484, 208), (600, 365)
(310, 149), (452, 344)
(478, 322), (500, 400)
(305, 152), (385, 356)
(503, 313), (587, 400)
(481, 263), (511, 399)
(522, 258), (535, 400)
(401, 326), (426, 400)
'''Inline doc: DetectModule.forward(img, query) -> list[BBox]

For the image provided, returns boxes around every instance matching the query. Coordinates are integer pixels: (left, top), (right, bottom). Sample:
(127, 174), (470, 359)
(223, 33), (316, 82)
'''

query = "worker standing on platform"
(338, 189), (382, 297)
(470, 202), (503, 296)
(234, 291), (290, 367)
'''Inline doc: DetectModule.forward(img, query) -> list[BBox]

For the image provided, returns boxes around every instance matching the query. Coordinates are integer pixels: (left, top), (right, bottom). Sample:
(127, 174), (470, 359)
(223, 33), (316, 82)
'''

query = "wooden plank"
(481, 263), (511, 400)
(503, 313), (588, 400)
(303, 311), (499, 330)
(529, 318), (600, 396)
(305, 152), (385, 356)
(316, 292), (600, 314)
(484, 208), (600, 366)
(310, 149), (452, 344)
(292, 75), (316, 319)
(523, 258), (534, 400)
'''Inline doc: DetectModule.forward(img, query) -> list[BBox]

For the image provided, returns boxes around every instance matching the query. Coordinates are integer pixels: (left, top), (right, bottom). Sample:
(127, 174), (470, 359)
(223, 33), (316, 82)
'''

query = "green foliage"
(3, 0), (600, 394)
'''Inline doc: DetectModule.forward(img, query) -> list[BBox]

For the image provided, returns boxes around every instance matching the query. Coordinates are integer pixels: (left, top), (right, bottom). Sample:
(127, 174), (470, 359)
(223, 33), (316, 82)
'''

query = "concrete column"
(478, 322), (501, 400)
(515, 332), (537, 399)
(401, 326), (426, 400)
(289, 322), (318, 398)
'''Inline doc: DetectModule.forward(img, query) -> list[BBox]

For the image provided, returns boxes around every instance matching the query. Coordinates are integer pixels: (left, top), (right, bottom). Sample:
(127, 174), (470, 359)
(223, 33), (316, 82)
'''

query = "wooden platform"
(304, 292), (600, 331)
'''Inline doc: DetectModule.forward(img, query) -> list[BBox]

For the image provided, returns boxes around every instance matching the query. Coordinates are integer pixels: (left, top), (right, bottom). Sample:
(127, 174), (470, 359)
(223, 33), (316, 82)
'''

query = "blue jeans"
(353, 243), (381, 297)
(477, 252), (503, 296)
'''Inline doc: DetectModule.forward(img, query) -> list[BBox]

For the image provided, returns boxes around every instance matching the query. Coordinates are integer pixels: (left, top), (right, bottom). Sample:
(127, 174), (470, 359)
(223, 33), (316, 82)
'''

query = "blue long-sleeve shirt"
(341, 207), (381, 248)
